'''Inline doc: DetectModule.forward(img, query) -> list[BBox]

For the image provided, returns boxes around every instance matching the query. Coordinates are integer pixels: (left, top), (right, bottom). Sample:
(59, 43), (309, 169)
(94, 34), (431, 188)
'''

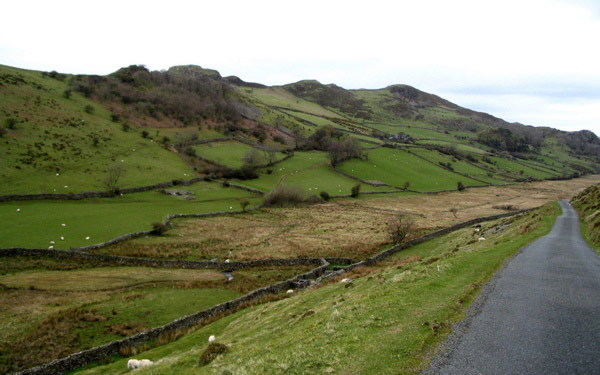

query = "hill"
(1, 62), (600, 374)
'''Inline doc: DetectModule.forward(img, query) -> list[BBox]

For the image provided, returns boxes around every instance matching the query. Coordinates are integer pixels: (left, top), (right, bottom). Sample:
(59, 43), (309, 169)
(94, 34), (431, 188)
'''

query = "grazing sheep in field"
(286, 289), (294, 294)
(478, 237), (486, 241)
(208, 335), (216, 342)
(225, 259), (230, 263)
(127, 359), (140, 370)
(139, 359), (153, 368)
(340, 278), (352, 284)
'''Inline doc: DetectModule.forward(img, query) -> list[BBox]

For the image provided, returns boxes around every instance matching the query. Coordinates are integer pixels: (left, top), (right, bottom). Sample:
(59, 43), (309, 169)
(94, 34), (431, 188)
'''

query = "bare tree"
(388, 215), (415, 244)
(449, 207), (458, 218)
(103, 164), (124, 195)
(241, 149), (264, 167)
(263, 146), (279, 165)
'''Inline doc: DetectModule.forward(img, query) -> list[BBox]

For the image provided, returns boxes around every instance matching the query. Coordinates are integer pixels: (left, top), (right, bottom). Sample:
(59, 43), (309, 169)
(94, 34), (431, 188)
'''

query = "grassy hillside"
(571, 183), (600, 252)
(0, 65), (195, 195)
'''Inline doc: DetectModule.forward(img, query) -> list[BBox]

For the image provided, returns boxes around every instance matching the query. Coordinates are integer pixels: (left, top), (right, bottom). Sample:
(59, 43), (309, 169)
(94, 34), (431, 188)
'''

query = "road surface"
(426, 200), (600, 375)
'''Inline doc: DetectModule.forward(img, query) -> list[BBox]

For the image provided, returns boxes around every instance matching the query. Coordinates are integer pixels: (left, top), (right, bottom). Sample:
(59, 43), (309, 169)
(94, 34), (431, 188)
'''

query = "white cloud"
(0, 0), (599, 134)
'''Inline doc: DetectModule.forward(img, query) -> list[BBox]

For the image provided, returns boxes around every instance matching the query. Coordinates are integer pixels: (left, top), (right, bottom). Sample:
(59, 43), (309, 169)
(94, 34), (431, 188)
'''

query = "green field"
(338, 147), (485, 191)
(234, 151), (391, 194)
(250, 87), (341, 117)
(489, 156), (558, 179)
(408, 148), (506, 184)
(193, 141), (286, 168)
(0, 181), (260, 249)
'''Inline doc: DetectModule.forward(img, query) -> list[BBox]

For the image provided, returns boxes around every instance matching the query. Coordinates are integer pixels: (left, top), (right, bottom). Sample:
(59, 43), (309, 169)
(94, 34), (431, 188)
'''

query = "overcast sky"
(1, 0), (599, 135)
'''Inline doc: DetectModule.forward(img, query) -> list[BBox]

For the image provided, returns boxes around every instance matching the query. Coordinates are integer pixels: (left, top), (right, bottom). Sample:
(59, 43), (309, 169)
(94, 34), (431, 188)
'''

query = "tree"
(449, 207), (458, 218)
(388, 215), (414, 244)
(103, 165), (124, 195)
(241, 149), (264, 167)
(351, 184), (361, 198)
(457, 181), (465, 191)
(240, 199), (250, 211)
(263, 146), (279, 165)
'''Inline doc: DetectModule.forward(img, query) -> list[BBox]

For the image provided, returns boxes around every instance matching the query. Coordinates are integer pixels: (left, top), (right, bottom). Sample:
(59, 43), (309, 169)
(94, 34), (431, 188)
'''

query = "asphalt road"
(426, 200), (600, 375)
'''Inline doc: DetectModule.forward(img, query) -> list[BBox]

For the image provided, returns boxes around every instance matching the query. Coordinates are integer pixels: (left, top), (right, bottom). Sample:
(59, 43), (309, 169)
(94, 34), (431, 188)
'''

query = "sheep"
(286, 289), (294, 294)
(127, 359), (140, 370)
(16, 208), (20, 212)
(85, 236), (90, 240)
(478, 237), (486, 241)
(60, 236), (64, 240)
(50, 241), (55, 244)
(340, 278), (352, 284)
(208, 335), (216, 343)
(225, 259), (230, 263)
(61, 223), (66, 227)
(127, 359), (153, 370)
(48, 246), (53, 249)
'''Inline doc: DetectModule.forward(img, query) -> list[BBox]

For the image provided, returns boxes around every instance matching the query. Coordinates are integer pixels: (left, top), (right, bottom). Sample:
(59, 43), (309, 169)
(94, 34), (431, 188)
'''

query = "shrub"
(240, 199), (250, 211)
(449, 207), (458, 218)
(199, 343), (228, 366)
(4, 118), (17, 129)
(122, 123), (130, 132)
(457, 181), (465, 191)
(319, 191), (330, 201)
(152, 222), (169, 235)
(351, 184), (361, 198)
(63, 89), (72, 99)
(92, 137), (100, 147)
(184, 146), (196, 156)
(141, 130), (149, 138)
(403, 181), (410, 190)
(84, 104), (95, 114)
(111, 112), (120, 122)
(0, 128), (7, 137)
(305, 194), (324, 204)
(162, 136), (171, 146)
(263, 185), (305, 207)
(388, 215), (415, 244)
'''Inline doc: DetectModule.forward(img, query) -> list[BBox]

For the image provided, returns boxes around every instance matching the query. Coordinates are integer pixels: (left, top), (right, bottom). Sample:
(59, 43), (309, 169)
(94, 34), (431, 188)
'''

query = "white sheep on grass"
(286, 289), (294, 294)
(208, 335), (216, 343)
(478, 237), (486, 241)
(127, 359), (140, 370)
(127, 359), (153, 370)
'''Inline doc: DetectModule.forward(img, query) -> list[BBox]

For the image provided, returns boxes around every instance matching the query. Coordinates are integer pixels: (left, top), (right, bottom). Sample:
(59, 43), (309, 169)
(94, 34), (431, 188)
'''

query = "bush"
(63, 89), (72, 99)
(199, 343), (228, 366)
(240, 199), (250, 211)
(111, 112), (120, 122)
(141, 130), (149, 138)
(403, 181), (410, 190)
(84, 104), (95, 114)
(305, 194), (324, 204)
(457, 181), (465, 191)
(4, 118), (17, 129)
(152, 222), (169, 235)
(388, 215), (414, 244)
(351, 184), (361, 198)
(122, 123), (130, 132)
(263, 185), (305, 207)
(0, 128), (7, 137)
(184, 146), (196, 156)
(319, 191), (330, 201)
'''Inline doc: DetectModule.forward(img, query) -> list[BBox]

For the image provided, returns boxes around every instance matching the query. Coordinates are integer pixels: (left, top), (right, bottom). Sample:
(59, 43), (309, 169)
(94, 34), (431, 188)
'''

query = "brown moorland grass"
(0, 264), (310, 373)
(98, 176), (600, 262)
